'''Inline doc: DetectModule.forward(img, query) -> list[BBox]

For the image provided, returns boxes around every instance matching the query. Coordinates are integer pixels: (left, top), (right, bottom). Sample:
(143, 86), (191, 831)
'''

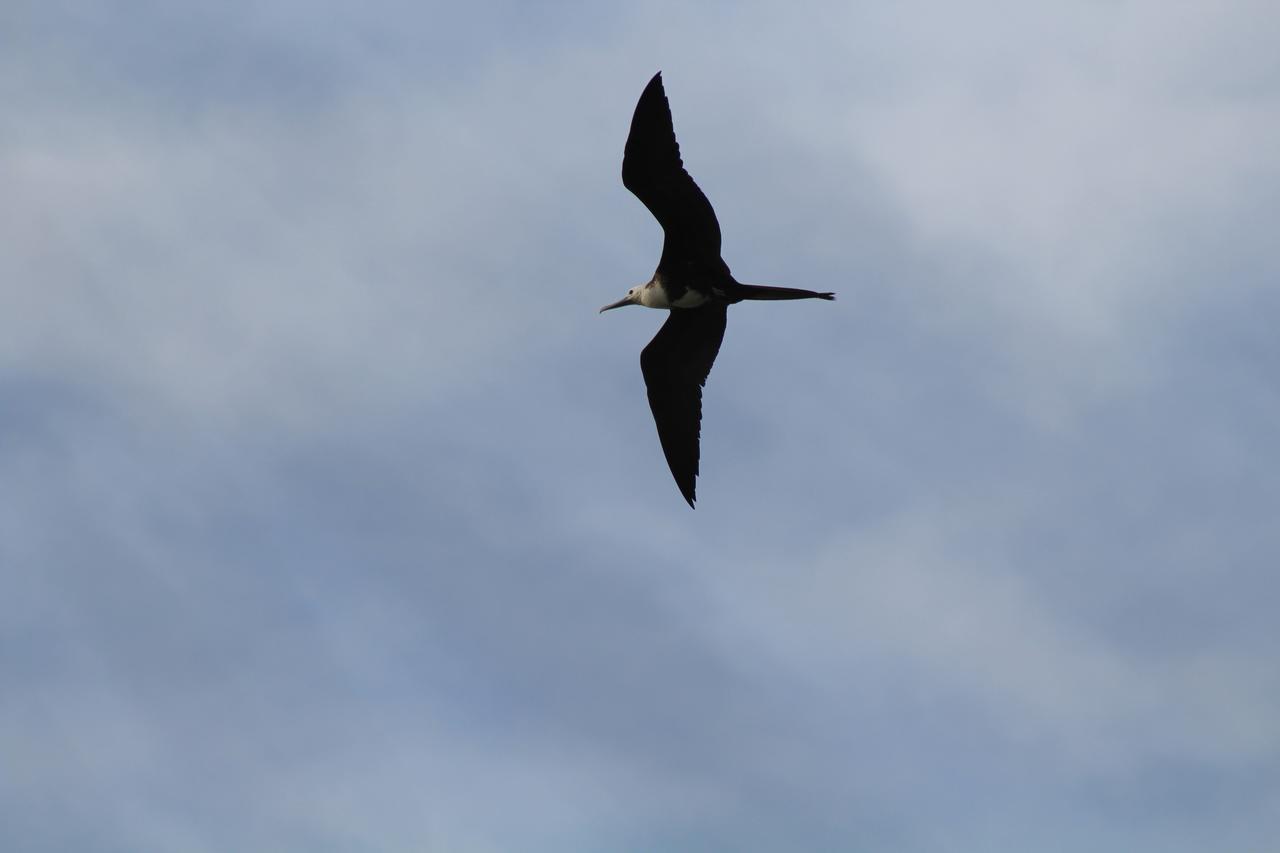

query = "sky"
(3, 1), (1279, 850)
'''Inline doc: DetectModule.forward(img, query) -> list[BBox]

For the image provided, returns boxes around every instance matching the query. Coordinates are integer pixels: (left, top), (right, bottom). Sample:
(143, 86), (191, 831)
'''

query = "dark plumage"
(601, 73), (835, 507)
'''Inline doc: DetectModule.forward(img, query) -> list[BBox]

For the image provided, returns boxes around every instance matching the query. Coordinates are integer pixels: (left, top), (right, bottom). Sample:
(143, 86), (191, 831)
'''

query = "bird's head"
(599, 286), (642, 313)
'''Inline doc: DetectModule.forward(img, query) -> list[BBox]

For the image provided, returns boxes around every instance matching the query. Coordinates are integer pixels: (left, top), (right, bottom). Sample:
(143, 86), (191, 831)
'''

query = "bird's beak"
(599, 295), (635, 313)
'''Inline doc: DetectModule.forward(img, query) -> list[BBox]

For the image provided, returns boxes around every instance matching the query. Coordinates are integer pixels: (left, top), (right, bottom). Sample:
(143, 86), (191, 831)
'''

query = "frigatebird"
(601, 72), (835, 508)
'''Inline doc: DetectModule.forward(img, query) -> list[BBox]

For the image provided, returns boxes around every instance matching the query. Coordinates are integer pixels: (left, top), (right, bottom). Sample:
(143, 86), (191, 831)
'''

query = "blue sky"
(3, 1), (1279, 850)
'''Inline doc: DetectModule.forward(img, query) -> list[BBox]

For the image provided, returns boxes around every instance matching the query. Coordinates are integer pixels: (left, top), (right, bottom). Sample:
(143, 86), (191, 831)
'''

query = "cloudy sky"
(4, 1), (1280, 850)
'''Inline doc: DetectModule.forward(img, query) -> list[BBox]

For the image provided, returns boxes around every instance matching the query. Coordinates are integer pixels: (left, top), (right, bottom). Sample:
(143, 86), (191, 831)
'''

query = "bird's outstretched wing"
(622, 72), (723, 270)
(640, 304), (728, 507)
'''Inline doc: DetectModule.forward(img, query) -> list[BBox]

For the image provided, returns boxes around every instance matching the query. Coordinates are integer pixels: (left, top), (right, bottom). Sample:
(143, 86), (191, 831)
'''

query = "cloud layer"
(4, 2), (1279, 850)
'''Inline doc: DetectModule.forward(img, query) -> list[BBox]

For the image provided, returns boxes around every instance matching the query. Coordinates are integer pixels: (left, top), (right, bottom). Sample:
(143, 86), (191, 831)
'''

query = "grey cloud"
(4, 1), (1279, 851)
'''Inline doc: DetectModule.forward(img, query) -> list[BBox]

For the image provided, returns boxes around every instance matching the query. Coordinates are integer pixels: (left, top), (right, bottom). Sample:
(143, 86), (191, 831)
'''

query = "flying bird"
(601, 72), (834, 508)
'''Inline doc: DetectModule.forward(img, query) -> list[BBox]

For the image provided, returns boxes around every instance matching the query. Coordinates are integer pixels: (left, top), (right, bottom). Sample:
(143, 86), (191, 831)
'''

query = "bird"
(601, 72), (835, 508)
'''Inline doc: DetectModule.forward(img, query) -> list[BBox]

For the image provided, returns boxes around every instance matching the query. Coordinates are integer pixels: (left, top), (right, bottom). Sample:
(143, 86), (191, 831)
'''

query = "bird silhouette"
(601, 72), (834, 507)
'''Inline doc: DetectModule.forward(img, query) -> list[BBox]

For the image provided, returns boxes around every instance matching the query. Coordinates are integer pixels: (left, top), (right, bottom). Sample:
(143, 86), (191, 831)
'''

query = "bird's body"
(601, 72), (834, 507)
(632, 273), (714, 309)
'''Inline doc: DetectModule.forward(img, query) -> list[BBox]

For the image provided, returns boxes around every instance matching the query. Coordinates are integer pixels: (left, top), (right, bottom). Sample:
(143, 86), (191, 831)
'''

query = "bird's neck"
(638, 274), (709, 309)
(636, 276), (670, 308)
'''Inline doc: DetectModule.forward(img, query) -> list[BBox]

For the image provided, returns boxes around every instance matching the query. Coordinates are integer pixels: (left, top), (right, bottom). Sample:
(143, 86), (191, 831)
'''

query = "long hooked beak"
(599, 295), (635, 313)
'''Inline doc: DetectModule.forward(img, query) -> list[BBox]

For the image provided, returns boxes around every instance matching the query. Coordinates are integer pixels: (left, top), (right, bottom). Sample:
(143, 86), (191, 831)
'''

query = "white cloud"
(4, 2), (1280, 851)
(703, 496), (1280, 775)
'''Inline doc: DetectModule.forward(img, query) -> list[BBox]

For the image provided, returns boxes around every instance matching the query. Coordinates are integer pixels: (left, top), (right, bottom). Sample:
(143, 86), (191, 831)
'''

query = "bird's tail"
(734, 284), (835, 301)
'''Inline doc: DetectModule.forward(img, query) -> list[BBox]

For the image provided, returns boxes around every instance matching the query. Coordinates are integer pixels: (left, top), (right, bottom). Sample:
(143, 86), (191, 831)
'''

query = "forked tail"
(735, 283), (835, 301)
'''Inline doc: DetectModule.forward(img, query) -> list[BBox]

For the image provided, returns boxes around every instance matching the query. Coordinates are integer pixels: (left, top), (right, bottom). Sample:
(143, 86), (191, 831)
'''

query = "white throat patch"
(638, 279), (711, 309)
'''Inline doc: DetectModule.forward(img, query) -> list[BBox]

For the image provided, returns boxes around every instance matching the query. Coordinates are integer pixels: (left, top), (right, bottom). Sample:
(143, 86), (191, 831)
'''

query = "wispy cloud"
(3, 1), (1279, 851)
